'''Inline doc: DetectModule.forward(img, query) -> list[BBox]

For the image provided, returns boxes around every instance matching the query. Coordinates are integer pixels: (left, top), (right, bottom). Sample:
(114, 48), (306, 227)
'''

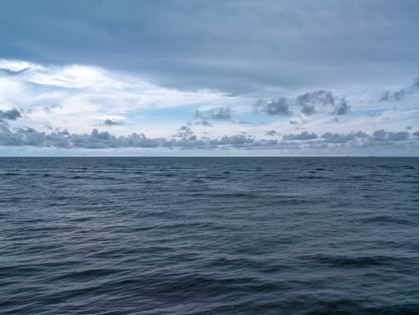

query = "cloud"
(0, 124), (416, 156)
(386, 131), (409, 141)
(283, 131), (318, 140)
(194, 107), (233, 121)
(296, 90), (334, 116)
(355, 131), (368, 138)
(253, 98), (291, 116)
(43, 104), (62, 114)
(173, 125), (194, 138)
(265, 130), (279, 136)
(289, 120), (298, 125)
(333, 98), (351, 115)
(194, 120), (213, 127)
(378, 90), (406, 102)
(0, 67), (31, 76)
(372, 129), (410, 141)
(0, 108), (22, 120)
(321, 132), (356, 143)
(378, 79), (418, 102)
(1, 1), (416, 95)
(100, 119), (124, 126)
(295, 90), (350, 116)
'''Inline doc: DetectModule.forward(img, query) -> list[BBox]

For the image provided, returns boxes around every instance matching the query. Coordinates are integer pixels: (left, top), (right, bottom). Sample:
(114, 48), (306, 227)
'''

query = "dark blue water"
(0, 157), (418, 314)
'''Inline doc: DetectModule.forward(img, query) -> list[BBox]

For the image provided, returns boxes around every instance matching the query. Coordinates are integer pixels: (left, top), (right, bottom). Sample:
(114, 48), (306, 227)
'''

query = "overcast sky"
(0, 0), (418, 156)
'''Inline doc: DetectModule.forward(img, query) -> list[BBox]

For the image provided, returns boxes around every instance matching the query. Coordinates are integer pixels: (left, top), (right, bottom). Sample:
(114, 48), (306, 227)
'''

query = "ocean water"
(0, 157), (418, 315)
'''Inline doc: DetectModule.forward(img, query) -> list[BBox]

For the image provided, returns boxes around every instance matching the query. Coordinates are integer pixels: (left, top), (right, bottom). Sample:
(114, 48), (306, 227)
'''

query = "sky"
(0, 0), (418, 156)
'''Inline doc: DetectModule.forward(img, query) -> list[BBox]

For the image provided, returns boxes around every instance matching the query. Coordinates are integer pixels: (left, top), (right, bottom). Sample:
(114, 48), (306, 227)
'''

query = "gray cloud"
(0, 108), (22, 120)
(265, 130), (279, 136)
(296, 90), (334, 116)
(254, 98), (291, 116)
(378, 79), (418, 102)
(295, 90), (350, 116)
(174, 125), (194, 138)
(0, 124), (416, 153)
(321, 132), (356, 143)
(100, 119), (124, 126)
(413, 131), (419, 138)
(43, 104), (62, 114)
(333, 99), (351, 115)
(289, 120), (298, 125)
(283, 131), (318, 140)
(372, 129), (388, 141)
(1, 1), (416, 95)
(378, 90), (406, 102)
(355, 131), (368, 138)
(0, 67), (31, 76)
(372, 129), (410, 141)
(194, 107), (233, 121)
(194, 120), (213, 127)
(386, 131), (409, 141)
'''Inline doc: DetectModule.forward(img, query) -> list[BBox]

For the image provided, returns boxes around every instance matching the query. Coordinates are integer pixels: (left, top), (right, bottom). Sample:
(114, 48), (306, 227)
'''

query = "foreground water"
(0, 157), (418, 314)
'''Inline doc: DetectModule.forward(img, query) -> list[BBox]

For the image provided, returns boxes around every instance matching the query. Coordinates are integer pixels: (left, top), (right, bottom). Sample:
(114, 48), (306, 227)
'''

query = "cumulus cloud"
(386, 131), (409, 141)
(0, 108), (22, 120)
(295, 90), (350, 116)
(372, 130), (410, 141)
(173, 125), (194, 138)
(283, 131), (318, 140)
(355, 131), (368, 138)
(194, 107), (233, 121)
(321, 132), (356, 143)
(296, 90), (334, 116)
(333, 99), (351, 115)
(253, 98), (291, 116)
(0, 124), (416, 154)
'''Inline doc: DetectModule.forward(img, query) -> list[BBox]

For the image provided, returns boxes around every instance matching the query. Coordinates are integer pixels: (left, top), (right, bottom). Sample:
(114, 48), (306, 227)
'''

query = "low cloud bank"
(0, 124), (417, 151)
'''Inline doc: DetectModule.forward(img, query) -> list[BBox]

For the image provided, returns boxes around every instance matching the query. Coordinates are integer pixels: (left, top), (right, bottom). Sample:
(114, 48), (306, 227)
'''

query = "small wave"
(357, 216), (411, 225)
(311, 254), (393, 268)
(190, 179), (205, 183)
(52, 268), (123, 282)
(402, 165), (416, 170)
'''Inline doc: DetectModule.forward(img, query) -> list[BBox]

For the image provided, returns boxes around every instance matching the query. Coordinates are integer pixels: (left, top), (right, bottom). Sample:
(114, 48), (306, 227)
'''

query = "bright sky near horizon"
(0, 0), (418, 156)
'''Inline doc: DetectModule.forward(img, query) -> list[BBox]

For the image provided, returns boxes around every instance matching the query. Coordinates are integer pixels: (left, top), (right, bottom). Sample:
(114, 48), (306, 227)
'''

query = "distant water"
(0, 157), (418, 314)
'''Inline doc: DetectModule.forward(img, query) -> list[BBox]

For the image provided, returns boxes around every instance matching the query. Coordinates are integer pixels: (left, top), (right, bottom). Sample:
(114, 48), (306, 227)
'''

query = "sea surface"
(0, 157), (418, 314)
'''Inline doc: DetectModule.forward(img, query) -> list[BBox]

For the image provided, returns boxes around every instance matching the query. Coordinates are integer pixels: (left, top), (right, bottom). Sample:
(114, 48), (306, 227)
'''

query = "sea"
(0, 157), (418, 314)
